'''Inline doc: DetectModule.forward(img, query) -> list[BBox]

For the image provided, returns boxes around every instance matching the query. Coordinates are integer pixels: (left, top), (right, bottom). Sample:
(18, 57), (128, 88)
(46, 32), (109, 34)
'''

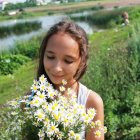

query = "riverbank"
(0, 0), (140, 21)
(24, 0), (140, 13)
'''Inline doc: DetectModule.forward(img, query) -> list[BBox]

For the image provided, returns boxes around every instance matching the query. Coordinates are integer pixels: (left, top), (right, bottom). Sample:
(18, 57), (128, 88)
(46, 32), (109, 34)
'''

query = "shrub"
(0, 54), (31, 75)
(12, 36), (41, 59)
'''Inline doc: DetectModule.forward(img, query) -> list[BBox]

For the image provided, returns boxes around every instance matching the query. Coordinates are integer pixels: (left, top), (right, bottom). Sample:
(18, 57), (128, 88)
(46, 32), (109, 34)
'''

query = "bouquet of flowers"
(1, 75), (107, 140)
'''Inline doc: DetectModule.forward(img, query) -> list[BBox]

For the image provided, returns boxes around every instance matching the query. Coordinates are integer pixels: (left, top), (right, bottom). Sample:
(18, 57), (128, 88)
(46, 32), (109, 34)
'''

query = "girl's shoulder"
(79, 83), (103, 109)
(86, 88), (104, 110)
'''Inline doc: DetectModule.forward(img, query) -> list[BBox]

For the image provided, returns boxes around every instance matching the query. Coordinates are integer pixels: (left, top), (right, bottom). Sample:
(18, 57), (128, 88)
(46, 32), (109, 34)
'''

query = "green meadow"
(0, 5), (140, 140)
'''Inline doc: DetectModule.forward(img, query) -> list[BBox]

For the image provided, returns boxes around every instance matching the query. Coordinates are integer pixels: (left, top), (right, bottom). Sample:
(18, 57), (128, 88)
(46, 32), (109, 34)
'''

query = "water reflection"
(69, 11), (93, 17)
(0, 13), (95, 51)
(76, 21), (93, 34)
(0, 21), (42, 39)
(0, 29), (43, 51)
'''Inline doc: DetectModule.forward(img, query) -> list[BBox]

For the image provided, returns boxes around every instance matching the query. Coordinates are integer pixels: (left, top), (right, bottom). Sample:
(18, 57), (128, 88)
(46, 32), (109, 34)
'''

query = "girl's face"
(43, 32), (81, 86)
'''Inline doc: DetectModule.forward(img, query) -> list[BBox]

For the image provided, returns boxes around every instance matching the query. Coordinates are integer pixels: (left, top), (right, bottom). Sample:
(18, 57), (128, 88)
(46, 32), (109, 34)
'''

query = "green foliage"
(0, 34), (42, 76)
(128, 6), (140, 20)
(22, 120), (39, 140)
(11, 35), (42, 59)
(0, 61), (36, 105)
(82, 24), (140, 139)
(5, 1), (37, 11)
(0, 54), (30, 75)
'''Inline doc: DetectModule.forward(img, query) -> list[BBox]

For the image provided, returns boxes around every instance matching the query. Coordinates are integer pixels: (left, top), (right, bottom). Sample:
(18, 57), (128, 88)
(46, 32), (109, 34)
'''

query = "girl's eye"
(47, 56), (55, 59)
(64, 59), (73, 64)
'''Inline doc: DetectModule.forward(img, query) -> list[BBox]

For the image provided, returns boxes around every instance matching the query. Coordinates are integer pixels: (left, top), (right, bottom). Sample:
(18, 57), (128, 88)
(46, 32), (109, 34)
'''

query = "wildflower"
(11, 111), (18, 116)
(33, 79), (38, 85)
(36, 91), (46, 99)
(9, 100), (19, 108)
(53, 112), (61, 122)
(90, 121), (96, 128)
(4, 75), (106, 139)
(44, 117), (50, 126)
(75, 134), (81, 140)
(62, 79), (67, 85)
(87, 108), (96, 119)
(56, 131), (63, 139)
(35, 109), (45, 121)
(84, 115), (91, 125)
(38, 130), (45, 139)
(62, 118), (69, 127)
(39, 83), (46, 91)
(104, 126), (107, 133)
(94, 130), (101, 138)
(30, 98), (40, 107)
(48, 122), (58, 135)
(51, 101), (59, 111)
(68, 130), (75, 139)
(31, 84), (38, 92)
(95, 120), (102, 127)
(59, 86), (65, 92)
(42, 104), (49, 110)
(47, 91), (55, 99)
(39, 75), (46, 83)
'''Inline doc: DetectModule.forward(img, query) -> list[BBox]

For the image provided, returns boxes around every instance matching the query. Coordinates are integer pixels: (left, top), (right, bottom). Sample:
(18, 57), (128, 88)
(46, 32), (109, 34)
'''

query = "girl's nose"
(53, 61), (63, 72)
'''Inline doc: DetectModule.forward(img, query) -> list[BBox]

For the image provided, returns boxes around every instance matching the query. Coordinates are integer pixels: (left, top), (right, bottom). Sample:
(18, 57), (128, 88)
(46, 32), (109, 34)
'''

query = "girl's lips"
(52, 74), (64, 78)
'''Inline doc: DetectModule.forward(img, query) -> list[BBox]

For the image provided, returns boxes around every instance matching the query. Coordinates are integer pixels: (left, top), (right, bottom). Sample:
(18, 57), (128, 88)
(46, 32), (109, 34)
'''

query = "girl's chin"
(52, 81), (62, 86)
(50, 78), (63, 85)
(49, 75), (66, 85)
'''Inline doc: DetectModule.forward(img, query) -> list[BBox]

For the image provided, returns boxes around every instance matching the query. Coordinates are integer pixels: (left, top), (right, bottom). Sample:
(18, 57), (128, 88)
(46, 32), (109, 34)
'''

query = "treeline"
(4, 0), (37, 11)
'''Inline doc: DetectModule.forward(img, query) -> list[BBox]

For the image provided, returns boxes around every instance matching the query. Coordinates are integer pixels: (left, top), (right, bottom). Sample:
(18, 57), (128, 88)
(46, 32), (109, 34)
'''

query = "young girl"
(37, 20), (104, 140)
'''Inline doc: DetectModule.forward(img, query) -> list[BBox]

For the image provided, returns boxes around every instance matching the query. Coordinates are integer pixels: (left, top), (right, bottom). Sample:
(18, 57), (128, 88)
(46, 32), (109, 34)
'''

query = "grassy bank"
(0, 61), (36, 105)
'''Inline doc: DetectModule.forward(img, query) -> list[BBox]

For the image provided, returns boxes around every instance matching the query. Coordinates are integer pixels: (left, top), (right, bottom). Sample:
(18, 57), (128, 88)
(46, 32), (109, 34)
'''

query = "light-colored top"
(77, 83), (91, 140)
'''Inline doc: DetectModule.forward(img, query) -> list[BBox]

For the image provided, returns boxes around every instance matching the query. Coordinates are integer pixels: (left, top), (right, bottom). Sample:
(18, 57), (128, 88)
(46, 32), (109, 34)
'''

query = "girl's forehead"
(46, 33), (80, 57)
(48, 32), (77, 45)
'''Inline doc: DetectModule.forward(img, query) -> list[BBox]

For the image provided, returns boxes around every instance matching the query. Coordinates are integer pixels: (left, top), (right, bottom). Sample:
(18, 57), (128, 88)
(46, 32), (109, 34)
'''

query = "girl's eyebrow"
(65, 55), (77, 60)
(46, 50), (54, 54)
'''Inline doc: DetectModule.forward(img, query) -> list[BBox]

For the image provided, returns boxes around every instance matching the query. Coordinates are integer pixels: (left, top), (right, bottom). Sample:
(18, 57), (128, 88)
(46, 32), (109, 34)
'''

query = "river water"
(0, 12), (100, 51)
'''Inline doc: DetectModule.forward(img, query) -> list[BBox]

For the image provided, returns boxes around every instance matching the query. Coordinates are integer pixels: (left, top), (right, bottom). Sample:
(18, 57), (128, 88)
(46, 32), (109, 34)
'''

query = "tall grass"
(82, 24), (140, 139)
(0, 61), (36, 105)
